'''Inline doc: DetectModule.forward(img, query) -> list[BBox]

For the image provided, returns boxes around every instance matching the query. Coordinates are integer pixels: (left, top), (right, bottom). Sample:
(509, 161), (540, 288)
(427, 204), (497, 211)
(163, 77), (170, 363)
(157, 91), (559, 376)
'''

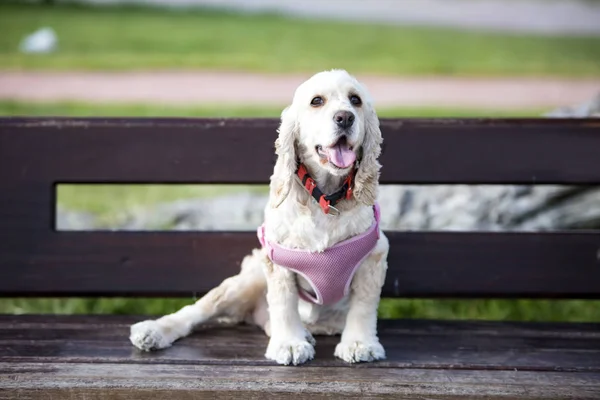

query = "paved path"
(1, 71), (599, 109)
(87, 0), (600, 35)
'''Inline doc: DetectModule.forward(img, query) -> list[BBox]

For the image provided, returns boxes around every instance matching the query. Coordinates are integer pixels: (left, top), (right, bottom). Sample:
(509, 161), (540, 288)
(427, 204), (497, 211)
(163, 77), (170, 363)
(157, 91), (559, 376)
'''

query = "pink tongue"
(326, 142), (356, 168)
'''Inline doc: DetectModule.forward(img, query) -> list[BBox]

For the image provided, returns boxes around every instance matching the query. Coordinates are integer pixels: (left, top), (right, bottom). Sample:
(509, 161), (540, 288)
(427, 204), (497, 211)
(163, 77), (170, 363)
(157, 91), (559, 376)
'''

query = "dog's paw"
(265, 337), (315, 365)
(334, 339), (386, 363)
(129, 320), (173, 351)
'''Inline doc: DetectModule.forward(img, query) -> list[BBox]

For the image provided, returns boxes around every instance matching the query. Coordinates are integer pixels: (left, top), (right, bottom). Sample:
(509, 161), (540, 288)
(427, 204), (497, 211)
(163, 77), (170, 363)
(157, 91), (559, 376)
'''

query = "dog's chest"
(267, 202), (374, 253)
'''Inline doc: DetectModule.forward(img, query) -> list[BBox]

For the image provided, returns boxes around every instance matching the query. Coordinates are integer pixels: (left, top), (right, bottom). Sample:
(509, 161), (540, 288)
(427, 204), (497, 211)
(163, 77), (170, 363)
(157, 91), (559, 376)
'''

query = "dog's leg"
(334, 236), (389, 363)
(130, 249), (266, 351)
(263, 260), (315, 365)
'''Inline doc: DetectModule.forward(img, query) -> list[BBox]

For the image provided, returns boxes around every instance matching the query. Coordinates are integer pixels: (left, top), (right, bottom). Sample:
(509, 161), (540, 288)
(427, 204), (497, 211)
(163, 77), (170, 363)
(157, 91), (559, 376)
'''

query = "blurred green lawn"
(2, 100), (599, 322)
(0, 100), (543, 118)
(4, 297), (599, 323)
(1, 2), (600, 76)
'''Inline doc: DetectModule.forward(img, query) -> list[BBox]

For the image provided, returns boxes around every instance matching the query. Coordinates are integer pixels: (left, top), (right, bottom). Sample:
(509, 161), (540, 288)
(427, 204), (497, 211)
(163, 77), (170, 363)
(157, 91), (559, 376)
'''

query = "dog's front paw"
(265, 337), (315, 365)
(130, 320), (173, 351)
(334, 339), (385, 363)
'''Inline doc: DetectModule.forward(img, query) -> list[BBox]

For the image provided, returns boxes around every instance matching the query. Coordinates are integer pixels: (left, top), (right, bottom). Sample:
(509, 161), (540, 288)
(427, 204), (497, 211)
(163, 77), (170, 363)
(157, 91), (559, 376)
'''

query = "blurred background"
(1, 0), (599, 320)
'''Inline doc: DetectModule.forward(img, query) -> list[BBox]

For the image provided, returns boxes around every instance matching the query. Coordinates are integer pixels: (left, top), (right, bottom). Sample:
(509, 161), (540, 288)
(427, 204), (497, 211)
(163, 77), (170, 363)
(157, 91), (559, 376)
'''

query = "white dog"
(130, 69), (389, 366)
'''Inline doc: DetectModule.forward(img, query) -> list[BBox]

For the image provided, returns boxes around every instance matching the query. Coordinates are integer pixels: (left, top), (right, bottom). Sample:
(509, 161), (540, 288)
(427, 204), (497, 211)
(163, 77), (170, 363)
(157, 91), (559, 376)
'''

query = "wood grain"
(2, 117), (600, 184)
(1, 362), (599, 399)
(0, 316), (598, 398)
(0, 316), (598, 372)
(1, 231), (599, 298)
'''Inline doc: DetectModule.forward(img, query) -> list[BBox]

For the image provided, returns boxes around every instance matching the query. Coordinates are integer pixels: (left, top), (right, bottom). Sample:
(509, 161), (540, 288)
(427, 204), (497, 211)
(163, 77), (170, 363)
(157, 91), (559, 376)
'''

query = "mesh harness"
(257, 164), (380, 305)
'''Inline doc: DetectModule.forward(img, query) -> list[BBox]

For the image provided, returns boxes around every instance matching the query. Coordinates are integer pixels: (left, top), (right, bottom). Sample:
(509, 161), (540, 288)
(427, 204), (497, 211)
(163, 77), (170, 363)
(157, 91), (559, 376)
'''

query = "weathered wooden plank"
(1, 231), (599, 298)
(2, 118), (600, 185)
(0, 316), (598, 372)
(1, 362), (599, 399)
(2, 335), (598, 372)
(2, 327), (597, 352)
(1, 315), (599, 339)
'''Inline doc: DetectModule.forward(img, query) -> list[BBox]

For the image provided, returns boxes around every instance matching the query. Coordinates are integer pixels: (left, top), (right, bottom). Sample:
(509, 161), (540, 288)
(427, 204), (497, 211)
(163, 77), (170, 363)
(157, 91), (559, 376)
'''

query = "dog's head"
(271, 69), (382, 208)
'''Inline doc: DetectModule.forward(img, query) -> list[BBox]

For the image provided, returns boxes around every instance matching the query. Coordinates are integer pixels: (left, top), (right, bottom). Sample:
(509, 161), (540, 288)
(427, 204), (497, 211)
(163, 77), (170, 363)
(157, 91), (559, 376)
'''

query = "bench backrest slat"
(0, 231), (598, 298)
(1, 118), (599, 185)
(1, 118), (599, 299)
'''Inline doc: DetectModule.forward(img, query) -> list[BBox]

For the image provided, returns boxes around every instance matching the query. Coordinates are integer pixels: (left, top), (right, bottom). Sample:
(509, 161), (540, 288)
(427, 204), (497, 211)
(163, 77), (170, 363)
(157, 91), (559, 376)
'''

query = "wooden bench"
(1, 117), (599, 399)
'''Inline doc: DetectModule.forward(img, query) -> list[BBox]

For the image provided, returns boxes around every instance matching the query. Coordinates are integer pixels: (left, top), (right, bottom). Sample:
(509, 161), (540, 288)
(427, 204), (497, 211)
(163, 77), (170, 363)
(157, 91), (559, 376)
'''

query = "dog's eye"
(350, 95), (362, 106)
(310, 96), (324, 107)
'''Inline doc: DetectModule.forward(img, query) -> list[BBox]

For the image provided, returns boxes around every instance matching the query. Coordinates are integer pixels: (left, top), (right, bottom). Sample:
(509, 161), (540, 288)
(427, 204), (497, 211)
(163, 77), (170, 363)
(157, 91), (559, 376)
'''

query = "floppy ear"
(353, 102), (382, 206)
(269, 105), (299, 208)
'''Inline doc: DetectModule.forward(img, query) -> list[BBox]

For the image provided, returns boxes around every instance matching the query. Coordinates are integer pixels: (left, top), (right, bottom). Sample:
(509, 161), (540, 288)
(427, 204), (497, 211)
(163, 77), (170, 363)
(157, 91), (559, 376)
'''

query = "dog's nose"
(333, 110), (355, 130)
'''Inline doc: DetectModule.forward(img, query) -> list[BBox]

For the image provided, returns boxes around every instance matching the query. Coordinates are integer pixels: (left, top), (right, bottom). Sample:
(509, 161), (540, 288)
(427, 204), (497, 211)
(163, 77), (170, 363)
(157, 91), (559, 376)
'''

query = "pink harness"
(257, 203), (381, 306)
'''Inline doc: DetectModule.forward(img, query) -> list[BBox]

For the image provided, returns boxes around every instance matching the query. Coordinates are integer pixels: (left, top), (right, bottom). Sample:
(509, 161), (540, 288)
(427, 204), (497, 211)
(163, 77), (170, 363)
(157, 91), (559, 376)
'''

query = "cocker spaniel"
(130, 69), (389, 365)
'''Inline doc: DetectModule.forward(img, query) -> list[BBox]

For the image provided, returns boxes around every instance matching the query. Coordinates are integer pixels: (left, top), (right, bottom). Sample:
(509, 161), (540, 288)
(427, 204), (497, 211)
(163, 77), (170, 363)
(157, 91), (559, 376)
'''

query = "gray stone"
(55, 207), (97, 230)
(545, 93), (600, 118)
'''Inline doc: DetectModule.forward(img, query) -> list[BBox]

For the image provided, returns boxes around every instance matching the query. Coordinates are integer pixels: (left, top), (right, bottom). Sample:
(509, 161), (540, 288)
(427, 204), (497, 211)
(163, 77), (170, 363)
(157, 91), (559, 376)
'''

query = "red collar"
(296, 164), (354, 214)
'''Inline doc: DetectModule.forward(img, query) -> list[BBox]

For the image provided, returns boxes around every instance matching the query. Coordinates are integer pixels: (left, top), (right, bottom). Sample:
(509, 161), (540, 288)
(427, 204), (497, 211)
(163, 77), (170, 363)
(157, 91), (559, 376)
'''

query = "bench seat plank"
(2, 362), (599, 399)
(0, 315), (598, 399)
(1, 315), (598, 370)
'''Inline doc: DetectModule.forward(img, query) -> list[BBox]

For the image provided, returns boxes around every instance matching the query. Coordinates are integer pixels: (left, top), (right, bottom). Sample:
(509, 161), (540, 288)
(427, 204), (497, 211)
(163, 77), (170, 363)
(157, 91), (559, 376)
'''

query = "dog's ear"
(269, 105), (298, 208)
(353, 101), (382, 206)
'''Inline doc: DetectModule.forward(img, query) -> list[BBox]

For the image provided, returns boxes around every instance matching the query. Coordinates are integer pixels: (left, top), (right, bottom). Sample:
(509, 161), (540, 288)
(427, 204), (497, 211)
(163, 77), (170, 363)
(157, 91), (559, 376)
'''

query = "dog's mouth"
(316, 136), (356, 169)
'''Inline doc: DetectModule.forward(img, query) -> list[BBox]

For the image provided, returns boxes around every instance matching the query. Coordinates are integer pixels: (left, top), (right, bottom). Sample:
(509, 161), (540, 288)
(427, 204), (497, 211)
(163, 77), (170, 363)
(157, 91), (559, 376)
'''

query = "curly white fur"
(130, 69), (389, 365)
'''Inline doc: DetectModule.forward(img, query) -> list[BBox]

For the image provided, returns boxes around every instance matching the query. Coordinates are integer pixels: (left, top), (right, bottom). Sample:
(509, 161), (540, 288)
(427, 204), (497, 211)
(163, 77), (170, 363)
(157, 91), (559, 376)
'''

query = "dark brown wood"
(2, 363), (599, 399)
(2, 117), (600, 185)
(0, 316), (599, 399)
(1, 117), (600, 298)
(0, 316), (598, 371)
(2, 119), (600, 398)
(2, 117), (599, 231)
(0, 231), (599, 298)
(4, 314), (600, 337)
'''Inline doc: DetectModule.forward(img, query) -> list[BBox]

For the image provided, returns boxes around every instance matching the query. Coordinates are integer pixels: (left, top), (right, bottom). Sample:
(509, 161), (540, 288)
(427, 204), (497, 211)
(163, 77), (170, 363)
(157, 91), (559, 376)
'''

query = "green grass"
(0, 100), (544, 118)
(0, 101), (286, 118)
(56, 184), (268, 226)
(1, 2), (600, 76)
(2, 297), (599, 322)
(2, 100), (599, 322)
